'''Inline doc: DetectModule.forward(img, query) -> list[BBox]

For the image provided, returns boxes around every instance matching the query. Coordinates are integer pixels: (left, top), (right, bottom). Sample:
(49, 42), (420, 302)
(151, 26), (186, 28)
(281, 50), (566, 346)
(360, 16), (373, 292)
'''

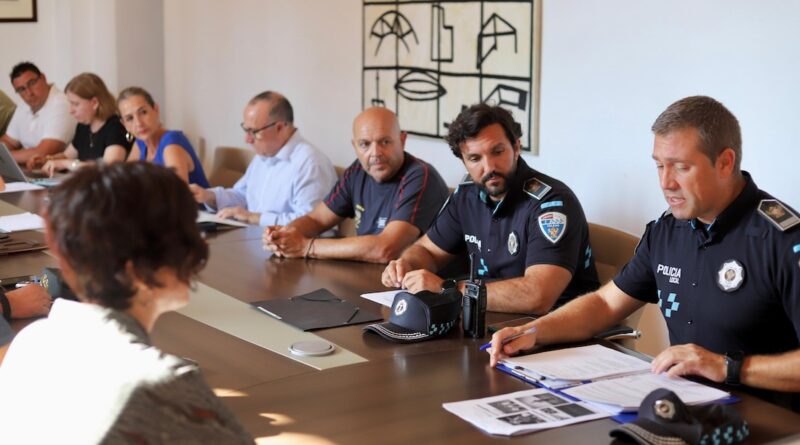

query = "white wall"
(0, 0), (164, 113)
(163, 0), (800, 235)
(5, 1), (797, 236)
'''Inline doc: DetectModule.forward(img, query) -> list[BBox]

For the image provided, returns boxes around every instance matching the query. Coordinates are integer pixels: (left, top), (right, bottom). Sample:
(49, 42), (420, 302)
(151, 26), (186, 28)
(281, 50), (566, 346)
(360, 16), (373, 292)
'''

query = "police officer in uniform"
(382, 104), (599, 314)
(489, 96), (800, 411)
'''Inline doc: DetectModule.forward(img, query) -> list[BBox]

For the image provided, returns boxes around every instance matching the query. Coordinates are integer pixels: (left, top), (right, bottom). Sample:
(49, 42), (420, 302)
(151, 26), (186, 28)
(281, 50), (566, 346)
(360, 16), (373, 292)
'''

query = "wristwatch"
(441, 279), (457, 292)
(724, 350), (745, 385)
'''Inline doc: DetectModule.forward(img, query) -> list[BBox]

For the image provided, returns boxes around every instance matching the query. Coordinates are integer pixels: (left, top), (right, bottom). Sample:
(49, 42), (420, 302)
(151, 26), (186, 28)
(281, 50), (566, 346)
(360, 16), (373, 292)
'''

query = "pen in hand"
(479, 326), (537, 351)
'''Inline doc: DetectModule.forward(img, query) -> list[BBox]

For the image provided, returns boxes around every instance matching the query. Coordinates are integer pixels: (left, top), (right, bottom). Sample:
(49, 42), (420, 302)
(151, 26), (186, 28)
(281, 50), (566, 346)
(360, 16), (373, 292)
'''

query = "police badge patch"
(394, 299), (407, 316)
(538, 212), (567, 244)
(717, 259), (745, 292)
(507, 231), (519, 256)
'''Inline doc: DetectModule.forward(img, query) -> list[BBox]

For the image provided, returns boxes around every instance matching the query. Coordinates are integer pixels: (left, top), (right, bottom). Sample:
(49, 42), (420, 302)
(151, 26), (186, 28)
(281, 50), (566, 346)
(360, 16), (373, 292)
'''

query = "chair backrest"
(588, 222), (669, 356)
(588, 223), (639, 284)
(334, 165), (357, 237)
(208, 146), (254, 188)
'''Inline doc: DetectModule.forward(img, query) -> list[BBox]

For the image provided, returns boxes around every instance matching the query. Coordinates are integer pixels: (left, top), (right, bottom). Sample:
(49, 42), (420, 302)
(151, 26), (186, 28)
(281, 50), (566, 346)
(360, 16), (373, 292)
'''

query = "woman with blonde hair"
(30, 72), (132, 174)
(118, 86), (209, 186)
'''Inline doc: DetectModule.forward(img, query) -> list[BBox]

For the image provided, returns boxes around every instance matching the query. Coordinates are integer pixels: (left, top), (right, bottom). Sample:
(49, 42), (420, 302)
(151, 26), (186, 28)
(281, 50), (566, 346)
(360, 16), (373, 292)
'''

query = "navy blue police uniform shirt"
(426, 158), (599, 307)
(614, 172), (800, 358)
(324, 153), (449, 235)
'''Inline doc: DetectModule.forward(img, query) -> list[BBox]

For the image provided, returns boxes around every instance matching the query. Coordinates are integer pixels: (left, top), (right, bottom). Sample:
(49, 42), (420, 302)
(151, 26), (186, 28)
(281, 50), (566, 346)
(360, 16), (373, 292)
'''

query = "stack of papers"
(443, 388), (609, 436)
(0, 212), (45, 232)
(498, 345), (729, 413)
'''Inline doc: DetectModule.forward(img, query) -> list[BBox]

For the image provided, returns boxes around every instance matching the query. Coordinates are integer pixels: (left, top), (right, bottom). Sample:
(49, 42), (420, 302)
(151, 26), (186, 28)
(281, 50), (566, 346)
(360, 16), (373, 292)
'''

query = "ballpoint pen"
(479, 326), (537, 351)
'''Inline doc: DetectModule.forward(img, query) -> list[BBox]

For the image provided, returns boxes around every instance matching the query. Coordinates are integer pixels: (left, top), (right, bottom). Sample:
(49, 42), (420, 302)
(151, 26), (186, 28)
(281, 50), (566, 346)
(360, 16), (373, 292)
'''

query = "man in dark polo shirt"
(382, 104), (599, 314)
(489, 96), (800, 411)
(263, 107), (448, 263)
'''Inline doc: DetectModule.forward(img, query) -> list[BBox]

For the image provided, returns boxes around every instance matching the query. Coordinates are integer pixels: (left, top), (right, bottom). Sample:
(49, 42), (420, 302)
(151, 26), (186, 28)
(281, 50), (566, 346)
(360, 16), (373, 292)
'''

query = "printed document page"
(500, 344), (651, 382)
(0, 182), (44, 193)
(360, 290), (401, 307)
(0, 212), (44, 232)
(563, 372), (730, 413)
(197, 210), (249, 227)
(443, 388), (609, 436)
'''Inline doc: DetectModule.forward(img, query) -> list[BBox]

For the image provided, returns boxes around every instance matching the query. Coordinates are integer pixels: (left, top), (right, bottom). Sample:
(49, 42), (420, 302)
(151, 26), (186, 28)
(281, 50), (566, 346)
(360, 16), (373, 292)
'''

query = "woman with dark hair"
(118, 86), (209, 186)
(26, 72), (132, 173)
(0, 162), (251, 443)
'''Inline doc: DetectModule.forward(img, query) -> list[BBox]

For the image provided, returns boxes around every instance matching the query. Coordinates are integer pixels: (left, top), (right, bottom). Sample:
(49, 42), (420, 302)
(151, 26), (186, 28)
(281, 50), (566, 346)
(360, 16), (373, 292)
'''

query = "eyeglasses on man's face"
(240, 121), (279, 140)
(14, 75), (42, 95)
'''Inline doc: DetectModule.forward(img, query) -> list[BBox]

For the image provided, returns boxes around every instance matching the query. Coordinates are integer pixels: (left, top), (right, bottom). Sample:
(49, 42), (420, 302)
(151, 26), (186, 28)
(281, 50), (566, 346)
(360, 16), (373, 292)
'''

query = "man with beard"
(263, 107), (449, 263)
(382, 104), (598, 314)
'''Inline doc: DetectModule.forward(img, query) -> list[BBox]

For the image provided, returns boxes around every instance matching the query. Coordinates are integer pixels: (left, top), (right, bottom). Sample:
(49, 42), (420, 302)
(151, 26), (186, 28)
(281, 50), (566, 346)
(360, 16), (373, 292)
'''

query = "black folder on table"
(251, 288), (382, 331)
(0, 230), (47, 255)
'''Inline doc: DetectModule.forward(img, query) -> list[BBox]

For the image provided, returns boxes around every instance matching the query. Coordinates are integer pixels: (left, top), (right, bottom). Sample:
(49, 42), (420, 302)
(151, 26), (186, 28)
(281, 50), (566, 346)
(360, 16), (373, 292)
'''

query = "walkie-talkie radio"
(463, 253), (487, 338)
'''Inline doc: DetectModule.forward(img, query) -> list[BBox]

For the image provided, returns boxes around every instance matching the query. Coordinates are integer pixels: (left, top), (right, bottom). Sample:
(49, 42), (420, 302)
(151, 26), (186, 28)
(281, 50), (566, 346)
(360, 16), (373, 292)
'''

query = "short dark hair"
(250, 91), (294, 124)
(445, 103), (522, 158)
(46, 162), (208, 310)
(651, 95), (742, 173)
(10, 61), (41, 82)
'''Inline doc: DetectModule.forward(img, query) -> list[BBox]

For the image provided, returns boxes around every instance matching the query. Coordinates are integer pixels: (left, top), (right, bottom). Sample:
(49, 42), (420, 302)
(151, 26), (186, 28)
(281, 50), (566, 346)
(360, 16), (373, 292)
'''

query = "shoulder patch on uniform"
(523, 177), (551, 200)
(757, 199), (800, 232)
(538, 211), (567, 244)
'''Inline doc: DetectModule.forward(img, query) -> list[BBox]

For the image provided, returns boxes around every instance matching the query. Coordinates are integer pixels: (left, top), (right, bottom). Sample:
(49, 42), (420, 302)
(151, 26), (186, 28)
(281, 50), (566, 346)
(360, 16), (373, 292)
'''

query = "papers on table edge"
(443, 387), (610, 436)
(360, 289), (401, 307)
(0, 212), (45, 232)
(0, 182), (44, 193)
(497, 344), (729, 414)
(196, 210), (249, 228)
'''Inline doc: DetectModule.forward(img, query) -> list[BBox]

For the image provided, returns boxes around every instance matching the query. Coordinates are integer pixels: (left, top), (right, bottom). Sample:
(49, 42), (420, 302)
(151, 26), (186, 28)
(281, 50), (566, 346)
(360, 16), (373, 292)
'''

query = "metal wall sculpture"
(363, 0), (540, 152)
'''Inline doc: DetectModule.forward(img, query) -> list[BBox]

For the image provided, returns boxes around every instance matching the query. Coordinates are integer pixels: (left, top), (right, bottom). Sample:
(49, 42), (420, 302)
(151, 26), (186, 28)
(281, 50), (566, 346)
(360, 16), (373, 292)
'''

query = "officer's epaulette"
(523, 176), (551, 200)
(453, 174), (474, 194)
(757, 199), (800, 232)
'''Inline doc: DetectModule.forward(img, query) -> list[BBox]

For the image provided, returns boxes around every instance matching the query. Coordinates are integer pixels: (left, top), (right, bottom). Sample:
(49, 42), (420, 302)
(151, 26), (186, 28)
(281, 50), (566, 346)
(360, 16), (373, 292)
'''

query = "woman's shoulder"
(161, 130), (193, 148)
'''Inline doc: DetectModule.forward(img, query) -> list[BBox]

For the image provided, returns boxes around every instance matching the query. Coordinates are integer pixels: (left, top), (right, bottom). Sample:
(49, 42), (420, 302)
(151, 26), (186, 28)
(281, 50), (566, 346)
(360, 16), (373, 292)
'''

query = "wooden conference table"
(3, 187), (799, 444)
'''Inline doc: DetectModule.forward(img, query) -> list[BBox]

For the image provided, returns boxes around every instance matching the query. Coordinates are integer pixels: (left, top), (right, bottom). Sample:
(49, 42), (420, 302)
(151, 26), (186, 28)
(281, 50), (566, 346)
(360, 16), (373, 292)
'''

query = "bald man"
(263, 107), (449, 263)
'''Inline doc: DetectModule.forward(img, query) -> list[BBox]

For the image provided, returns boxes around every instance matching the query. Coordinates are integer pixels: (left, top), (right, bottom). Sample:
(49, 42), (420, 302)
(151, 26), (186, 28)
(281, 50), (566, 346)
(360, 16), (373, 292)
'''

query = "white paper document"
(0, 212), (44, 232)
(500, 344), (651, 382)
(497, 345), (730, 414)
(0, 182), (44, 193)
(360, 290), (401, 307)
(563, 372), (730, 413)
(443, 388), (609, 436)
(196, 210), (249, 228)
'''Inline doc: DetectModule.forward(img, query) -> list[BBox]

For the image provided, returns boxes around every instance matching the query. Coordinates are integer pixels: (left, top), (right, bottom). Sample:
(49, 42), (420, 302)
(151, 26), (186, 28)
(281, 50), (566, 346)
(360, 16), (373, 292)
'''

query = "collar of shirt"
(259, 129), (303, 166)
(689, 171), (758, 242)
(30, 84), (58, 117)
(483, 157), (536, 215)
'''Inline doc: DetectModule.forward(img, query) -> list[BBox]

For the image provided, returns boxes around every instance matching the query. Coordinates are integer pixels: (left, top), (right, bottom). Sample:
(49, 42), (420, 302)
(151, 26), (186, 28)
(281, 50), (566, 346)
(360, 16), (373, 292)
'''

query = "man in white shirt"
(1, 62), (76, 165)
(190, 91), (336, 226)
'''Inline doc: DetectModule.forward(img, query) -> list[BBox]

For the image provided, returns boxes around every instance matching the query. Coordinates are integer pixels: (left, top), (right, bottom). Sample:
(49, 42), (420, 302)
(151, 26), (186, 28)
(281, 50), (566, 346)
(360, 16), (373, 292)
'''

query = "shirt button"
(492, 218), (498, 223)
(691, 282), (697, 287)
(687, 320), (693, 325)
